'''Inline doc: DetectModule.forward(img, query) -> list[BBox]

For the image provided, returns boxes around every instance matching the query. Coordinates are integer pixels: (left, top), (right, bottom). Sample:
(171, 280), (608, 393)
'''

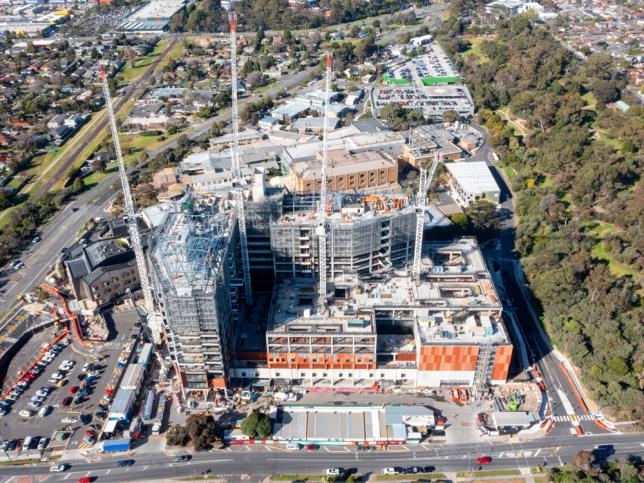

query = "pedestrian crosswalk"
(552, 414), (597, 422)
(102, 341), (124, 349)
(0, 336), (18, 343)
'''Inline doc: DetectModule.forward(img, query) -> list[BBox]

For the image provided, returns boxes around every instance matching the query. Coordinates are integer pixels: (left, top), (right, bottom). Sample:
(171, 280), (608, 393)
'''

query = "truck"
(101, 438), (130, 453)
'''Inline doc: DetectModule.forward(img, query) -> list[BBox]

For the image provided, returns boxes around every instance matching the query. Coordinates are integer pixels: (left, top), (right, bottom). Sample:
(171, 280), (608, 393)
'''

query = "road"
(0, 65), (317, 320)
(469, 125), (601, 437)
(0, 432), (642, 481)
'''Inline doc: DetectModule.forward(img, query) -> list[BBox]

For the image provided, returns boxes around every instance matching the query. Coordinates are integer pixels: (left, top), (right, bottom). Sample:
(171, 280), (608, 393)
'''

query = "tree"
(166, 425), (189, 446)
(240, 412), (260, 438)
(451, 212), (468, 228)
(246, 71), (264, 89)
(90, 157), (106, 174)
(465, 199), (499, 233)
(571, 450), (595, 472)
(442, 110), (459, 123)
(256, 414), (273, 438)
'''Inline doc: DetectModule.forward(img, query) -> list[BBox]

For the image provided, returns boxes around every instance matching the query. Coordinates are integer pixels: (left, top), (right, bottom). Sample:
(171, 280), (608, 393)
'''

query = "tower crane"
(229, 12), (253, 306)
(316, 53), (332, 314)
(412, 151), (442, 280)
(99, 67), (164, 348)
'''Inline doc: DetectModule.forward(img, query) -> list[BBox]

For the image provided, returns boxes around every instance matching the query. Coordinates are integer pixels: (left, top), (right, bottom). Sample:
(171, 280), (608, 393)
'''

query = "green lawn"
(119, 40), (170, 82)
(154, 40), (184, 74)
(597, 131), (623, 151)
(584, 219), (616, 239)
(254, 81), (278, 94)
(270, 475), (325, 481)
(592, 241), (638, 279)
(376, 473), (446, 481)
(463, 35), (490, 63)
(581, 92), (597, 110)
(456, 468), (521, 478)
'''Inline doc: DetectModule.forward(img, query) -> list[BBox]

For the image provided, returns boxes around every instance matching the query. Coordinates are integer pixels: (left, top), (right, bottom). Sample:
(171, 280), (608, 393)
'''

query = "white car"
(50, 463), (67, 473)
(82, 363), (90, 372)
(36, 388), (49, 397)
(62, 360), (75, 366)
(325, 468), (342, 477)
(51, 373), (64, 380)
(286, 442), (301, 450)
(30, 395), (45, 404)
(38, 406), (51, 417)
(37, 438), (48, 450)
(19, 410), (34, 418)
(382, 468), (400, 475)
(61, 416), (78, 424)
(16, 381), (29, 388)
(28, 400), (42, 409)
(0, 409), (7, 417)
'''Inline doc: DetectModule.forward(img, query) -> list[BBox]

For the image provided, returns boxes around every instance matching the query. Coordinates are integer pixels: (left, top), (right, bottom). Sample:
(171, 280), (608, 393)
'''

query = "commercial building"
(402, 125), (463, 168)
(119, 0), (187, 33)
(444, 161), (501, 207)
(147, 194), (243, 396)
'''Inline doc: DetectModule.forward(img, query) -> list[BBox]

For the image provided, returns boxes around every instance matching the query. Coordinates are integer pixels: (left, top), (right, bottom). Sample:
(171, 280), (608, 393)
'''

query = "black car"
(80, 413), (91, 424)
(174, 455), (191, 462)
(118, 459), (134, 467)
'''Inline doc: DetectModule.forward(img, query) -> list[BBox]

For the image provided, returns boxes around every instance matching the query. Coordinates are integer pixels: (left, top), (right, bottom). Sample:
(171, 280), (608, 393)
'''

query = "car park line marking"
(63, 474), (71, 480)
(143, 466), (148, 470)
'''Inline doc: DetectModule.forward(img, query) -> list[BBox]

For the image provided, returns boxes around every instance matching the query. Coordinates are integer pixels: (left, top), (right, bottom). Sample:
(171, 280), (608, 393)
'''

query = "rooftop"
(291, 149), (396, 181)
(445, 161), (500, 194)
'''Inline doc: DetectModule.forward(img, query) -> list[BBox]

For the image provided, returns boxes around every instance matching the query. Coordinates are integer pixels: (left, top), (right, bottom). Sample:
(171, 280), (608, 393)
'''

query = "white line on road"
(64, 474), (72, 480)
(143, 465), (148, 470)
(558, 456), (564, 466)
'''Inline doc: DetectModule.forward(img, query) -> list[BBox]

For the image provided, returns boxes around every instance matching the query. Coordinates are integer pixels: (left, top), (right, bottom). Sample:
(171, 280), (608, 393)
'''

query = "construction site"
(89, 16), (514, 400)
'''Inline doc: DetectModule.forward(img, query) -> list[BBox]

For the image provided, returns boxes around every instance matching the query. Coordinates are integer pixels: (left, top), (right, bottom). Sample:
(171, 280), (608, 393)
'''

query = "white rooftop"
(445, 161), (500, 194)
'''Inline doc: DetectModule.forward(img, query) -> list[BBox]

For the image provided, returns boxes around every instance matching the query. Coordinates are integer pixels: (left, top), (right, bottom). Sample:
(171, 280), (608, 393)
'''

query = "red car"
(78, 477), (92, 483)
(305, 444), (319, 451)
(476, 456), (492, 464)
(85, 429), (96, 437)
(69, 385), (79, 394)
(24, 373), (37, 381)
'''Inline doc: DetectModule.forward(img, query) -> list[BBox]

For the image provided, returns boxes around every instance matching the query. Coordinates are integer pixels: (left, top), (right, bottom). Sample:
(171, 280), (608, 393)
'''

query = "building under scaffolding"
(147, 194), (242, 395)
(270, 193), (416, 278)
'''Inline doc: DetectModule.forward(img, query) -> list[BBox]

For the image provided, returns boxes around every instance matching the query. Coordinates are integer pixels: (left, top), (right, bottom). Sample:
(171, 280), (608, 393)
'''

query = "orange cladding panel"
(491, 345), (513, 381)
(268, 352), (376, 369)
(418, 345), (479, 371)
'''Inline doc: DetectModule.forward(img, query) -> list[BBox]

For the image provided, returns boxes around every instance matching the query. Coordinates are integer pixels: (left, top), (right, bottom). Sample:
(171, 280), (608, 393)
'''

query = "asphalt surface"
(0, 433), (642, 481)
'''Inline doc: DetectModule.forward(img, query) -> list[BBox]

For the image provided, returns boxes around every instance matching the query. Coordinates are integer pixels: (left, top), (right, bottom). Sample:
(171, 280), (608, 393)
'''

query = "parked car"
(118, 459), (134, 467)
(476, 456), (492, 464)
(69, 385), (79, 394)
(325, 468), (342, 477)
(38, 406), (51, 417)
(174, 455), (191, 462)
(36, 388), (50, 397)
(62, 397), (73, 406)
(406, 466), (423, 474)
(37, 437), (49, 450)
(305, 444), (319, 451)
(285, 442), (301, 450)
(382, 468), (400, 475)
(23, 436), (33, 449)
(28, 400), (43, 409)
(61, 416), (78, 423)
(30, 396), (45, 404)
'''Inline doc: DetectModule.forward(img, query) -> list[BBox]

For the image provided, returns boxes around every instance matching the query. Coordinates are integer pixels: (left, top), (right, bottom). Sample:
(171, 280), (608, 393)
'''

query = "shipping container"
(137, 344), (153, 367)
(109, 388), (136, 421)
(142, 388), (156, 421)
(120, 365), (144, 390)
(101, 438), (130, 452)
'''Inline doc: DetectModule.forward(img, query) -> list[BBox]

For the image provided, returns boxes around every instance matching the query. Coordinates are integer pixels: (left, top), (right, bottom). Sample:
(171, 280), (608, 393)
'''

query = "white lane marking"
(63, 474), (72, 480)
(143, 465), (148, 470)
(535, 448), (542, 457)
(558, 456), (564, 466)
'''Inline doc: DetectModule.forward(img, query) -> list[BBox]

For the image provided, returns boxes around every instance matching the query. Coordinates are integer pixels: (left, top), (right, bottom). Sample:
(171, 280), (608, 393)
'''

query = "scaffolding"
(147, 196), (240, 391)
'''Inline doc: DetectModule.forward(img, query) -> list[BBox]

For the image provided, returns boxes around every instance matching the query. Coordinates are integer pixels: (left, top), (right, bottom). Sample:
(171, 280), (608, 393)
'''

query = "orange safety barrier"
(40, 284), (90, 347)
(0, 328), (69, 401)
(594, 419), (608, 430)
(543, 419), (554, 433)
(575, 425), (584, 436)
(559, 362), (589, 413)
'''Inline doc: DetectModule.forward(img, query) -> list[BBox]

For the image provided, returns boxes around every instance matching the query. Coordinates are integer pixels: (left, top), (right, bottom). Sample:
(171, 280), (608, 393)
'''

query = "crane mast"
(99, 67), (163, 345)
(317, 53), (332, 314)
(229, 12), (253, 305)
(412, 151), (442, 280)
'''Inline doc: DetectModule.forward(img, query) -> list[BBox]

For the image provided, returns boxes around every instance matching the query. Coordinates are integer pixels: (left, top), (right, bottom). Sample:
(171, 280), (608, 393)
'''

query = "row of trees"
(451, 10), (642, 422)
(166, 414), (223, 451)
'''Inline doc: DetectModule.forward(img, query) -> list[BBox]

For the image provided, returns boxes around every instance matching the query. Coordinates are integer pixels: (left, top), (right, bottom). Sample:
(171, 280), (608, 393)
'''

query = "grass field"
(119, 40), (170, 82)
(592, 241), (638, 279)
(597, 131), (623, 151)
(376, 473), (446, 481)
(581, 92), (597, 110)
(463, 35), (491, 63)
(456, 468), (521, 478)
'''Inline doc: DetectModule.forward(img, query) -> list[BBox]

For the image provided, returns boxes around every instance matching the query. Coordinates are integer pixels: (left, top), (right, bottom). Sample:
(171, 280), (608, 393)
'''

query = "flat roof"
(445, 161), (500, 194)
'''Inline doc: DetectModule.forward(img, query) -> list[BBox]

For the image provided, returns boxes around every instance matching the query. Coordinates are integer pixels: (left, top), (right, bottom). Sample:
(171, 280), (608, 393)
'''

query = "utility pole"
(317, 53), (332, 314)
(229, 12), (253, 306)
(99, 66), (163, 344)
(412, 151), (442, 280)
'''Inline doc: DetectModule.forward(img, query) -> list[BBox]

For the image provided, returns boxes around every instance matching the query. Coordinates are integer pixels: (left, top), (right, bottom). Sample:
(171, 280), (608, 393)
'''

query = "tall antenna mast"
(317, 53), (332, 313)
(99, 67), (163, 344)
(229, 12), (253, 305)
(412, 151), (442, 280)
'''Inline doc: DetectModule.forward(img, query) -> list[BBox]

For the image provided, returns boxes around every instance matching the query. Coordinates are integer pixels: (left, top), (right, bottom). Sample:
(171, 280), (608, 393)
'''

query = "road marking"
(105, 469), (111, 474)
(558, 456), (563, 466)
(534, 448), (541, 457)
(498, 451), (505, 458)
(63, 474), (71, 480)
(143, 466), (148, 470)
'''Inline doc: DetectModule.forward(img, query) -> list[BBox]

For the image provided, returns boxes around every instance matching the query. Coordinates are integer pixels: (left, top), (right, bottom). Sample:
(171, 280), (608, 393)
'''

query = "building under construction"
(147, 194), (244, 397)
(247, 237), (511, 388)
(270, 193), (416, 278)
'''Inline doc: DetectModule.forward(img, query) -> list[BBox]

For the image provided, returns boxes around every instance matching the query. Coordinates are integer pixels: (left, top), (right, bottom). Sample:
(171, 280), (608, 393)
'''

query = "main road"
(0, 433), (642, 482)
